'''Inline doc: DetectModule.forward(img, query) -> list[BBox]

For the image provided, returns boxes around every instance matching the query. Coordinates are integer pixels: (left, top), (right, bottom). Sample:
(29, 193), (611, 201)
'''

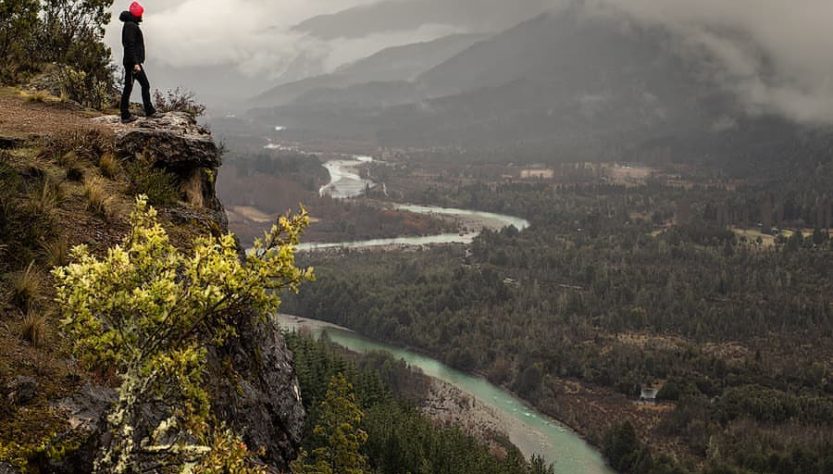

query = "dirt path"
(0, 88), (105, 139)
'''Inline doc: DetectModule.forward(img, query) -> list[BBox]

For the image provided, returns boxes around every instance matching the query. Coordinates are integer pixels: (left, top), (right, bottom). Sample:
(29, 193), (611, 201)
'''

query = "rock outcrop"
(93, 113), (224, 214)
(210, 316), (306, 468)
(60, 112), (306, 471)
(6, 376), (37, 406)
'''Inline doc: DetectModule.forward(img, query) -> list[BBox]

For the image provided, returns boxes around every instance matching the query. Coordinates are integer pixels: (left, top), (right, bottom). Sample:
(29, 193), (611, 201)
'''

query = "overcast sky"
(105, 0), (474, 103)
(106, 0), (833, 124)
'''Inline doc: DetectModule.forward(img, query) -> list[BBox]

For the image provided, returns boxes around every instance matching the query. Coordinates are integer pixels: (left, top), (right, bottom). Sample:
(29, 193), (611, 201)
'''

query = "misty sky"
(105, 0), (833, 123)
(105, 0), (497, 104)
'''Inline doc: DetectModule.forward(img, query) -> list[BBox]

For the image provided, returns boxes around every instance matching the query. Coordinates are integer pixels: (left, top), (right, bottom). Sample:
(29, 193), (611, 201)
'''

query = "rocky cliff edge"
(0, 93), (304, 472)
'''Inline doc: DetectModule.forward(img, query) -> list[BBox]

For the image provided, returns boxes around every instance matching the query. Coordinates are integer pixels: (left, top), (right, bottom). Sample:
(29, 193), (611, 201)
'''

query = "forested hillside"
(284, 180), (833, 473)
(286, 332), (556, 474)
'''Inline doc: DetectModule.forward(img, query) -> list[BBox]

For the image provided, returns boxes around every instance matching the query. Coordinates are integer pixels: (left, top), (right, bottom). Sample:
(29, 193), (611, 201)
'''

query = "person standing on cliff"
(120, 1), (157, 124)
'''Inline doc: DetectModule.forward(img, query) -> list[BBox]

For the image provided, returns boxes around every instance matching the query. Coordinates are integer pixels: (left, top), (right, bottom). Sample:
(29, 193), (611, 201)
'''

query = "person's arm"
(123, 23), (141, 69)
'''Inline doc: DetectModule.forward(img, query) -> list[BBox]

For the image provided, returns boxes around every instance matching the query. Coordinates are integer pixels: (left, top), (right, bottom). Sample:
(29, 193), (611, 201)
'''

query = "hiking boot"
(121, 115), (138, 124)
(145, 111), (160, 119)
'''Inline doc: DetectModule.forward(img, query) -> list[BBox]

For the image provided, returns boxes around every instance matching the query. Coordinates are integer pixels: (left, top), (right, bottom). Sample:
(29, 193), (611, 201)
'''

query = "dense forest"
(284, 332), (555, 474)
(284, 180), (833, 473)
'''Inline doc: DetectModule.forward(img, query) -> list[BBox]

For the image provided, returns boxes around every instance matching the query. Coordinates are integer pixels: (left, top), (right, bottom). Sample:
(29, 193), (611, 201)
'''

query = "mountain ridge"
(291, 0), (552, 40)
(249, 6), (743, 160)
(253, 33), (486, 108)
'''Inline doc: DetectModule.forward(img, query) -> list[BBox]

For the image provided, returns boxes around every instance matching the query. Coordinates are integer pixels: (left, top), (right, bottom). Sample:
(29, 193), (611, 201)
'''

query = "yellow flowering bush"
(52, 195), (313, 473)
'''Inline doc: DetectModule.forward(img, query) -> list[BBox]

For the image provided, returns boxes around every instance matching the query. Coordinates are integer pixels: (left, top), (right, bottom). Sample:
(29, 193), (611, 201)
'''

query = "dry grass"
(26, 179), (60, 217)
(8, 261), (42, 312)
(84, 176), (114, 220)
(19, 311), (48, 348)
(39, 129), (111, 162)
(56, 150), (78, 168)
(41, 237), (69, 268)
(98, 152), (120, 179)
(22, 90), (52, 103)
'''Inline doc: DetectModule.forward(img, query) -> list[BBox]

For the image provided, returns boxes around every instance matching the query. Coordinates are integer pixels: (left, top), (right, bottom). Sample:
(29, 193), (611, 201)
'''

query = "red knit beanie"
(129, 2), (144, 18)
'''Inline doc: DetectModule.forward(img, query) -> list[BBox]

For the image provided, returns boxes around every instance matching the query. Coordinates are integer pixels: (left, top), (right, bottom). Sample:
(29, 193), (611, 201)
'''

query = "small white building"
(521, 168), (555, 179)
(640, 386), (659, 403)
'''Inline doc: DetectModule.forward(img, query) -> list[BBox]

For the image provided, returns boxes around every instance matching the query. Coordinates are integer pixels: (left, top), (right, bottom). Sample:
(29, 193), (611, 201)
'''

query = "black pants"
(120, 65), (156, 119)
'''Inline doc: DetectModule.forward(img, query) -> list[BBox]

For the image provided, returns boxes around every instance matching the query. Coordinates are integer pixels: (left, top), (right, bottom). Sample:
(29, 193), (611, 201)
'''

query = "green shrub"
(657, 378), (699, 401)
(0, 0), (39, 83)
(717, 385), (833, 425)
(125, 159), (180, 206)
(1, 0), (115, 106)
(603, 421), (653, 473)
(39, 0), (116, 108)
(153, 88), (206, 117)
(53, 196), (312, 470)
(57, 64), (113, 109)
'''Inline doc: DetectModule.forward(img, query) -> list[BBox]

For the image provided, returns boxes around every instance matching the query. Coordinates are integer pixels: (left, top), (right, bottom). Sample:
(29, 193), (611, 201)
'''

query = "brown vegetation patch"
(701, 341), (752, 363)
(0, 87), (106, 139)
(616, 332), (687, 351)
(544, 377), (693, 464)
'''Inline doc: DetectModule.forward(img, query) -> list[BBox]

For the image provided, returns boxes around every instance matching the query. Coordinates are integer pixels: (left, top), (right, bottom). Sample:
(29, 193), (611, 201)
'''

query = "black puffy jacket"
(120, 11), (145, 66)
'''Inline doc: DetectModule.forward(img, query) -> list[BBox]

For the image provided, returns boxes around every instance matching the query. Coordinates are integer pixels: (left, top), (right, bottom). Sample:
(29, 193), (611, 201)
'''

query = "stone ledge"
(93, 112), (222, 210)
(92, 112), (220, 169)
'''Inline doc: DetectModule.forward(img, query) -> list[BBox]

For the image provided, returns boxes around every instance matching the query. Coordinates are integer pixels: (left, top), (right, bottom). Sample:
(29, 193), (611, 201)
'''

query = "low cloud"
(107, 0), (833, 124)
(590, 0), (833, 125)
(107, 0), (462, 82)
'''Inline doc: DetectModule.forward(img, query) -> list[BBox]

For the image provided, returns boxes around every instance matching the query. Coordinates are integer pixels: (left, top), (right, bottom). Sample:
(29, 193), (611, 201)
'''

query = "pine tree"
(292, 374), (369, 474)
(529, 454), (555, 474)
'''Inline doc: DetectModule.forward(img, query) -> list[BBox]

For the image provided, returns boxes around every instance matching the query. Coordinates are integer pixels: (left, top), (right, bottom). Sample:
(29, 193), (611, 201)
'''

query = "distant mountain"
(253, 34), (484, 107)
(334, 33), (487, 84)
(418, 6), (722, 100)
(251, 6), (736, 157)
(292, 0), (551, 40)
(375, 7), (730, 151)
(293, 81), (421, 108)
(270, 52), (328, 87)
